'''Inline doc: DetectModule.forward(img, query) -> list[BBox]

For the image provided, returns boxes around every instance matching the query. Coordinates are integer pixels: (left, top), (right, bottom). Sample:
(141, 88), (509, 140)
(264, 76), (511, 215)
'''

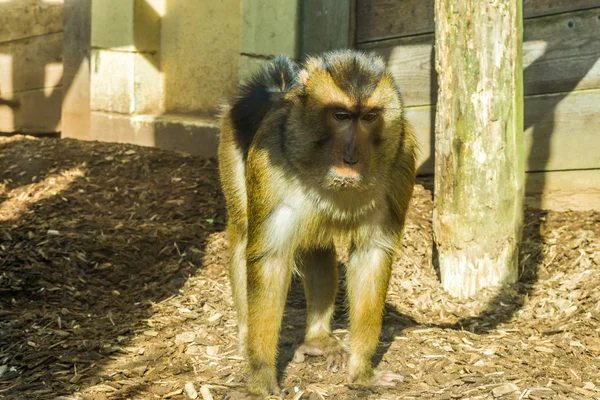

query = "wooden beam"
(356, 0), (600, 43)
(432, 0), (524, 298)
(359, 9), (600, 107)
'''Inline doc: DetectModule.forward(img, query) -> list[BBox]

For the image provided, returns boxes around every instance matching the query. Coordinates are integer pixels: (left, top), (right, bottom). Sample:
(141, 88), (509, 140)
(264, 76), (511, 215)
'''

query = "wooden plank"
(523, 9), (600, 95)
(361, 34), (436, 107)
(527, 169), (600, 195)
(418, 169), (600, 211)
(0, 33), (63, 95)
(356, 0), (600, 43)
(525, 169), (600, 211)
(359, 9), (600, 106)
(407, 89), (600, 175)
(356, 0), (433, 44)
(524, 89), (600, 172)
(0, 1), (64, 43)
(0, 87), (62, 133)
(301, 0), (355, 56)
(405, 105), (434, 175)
(238, 0), (300, 79)
(523, 0), (600, 19)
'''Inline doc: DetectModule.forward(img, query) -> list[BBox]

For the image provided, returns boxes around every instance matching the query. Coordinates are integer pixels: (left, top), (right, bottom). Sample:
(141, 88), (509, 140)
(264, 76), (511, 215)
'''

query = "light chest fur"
(260, 180), (391, 258)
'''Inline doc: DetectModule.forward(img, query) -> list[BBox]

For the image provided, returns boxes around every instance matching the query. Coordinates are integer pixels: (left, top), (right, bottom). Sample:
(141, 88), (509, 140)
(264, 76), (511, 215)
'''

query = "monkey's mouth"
(332, 177), (361, 188)
(329, 165), (363, 188)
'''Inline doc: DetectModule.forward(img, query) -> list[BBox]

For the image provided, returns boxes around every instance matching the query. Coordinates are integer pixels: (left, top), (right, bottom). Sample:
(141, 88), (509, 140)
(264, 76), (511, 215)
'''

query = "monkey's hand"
(292, 336), (347, 372)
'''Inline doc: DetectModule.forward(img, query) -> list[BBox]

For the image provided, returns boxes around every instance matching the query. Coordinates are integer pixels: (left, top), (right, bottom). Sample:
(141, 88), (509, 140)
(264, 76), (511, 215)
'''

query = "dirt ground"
(0, 135), (599, 400)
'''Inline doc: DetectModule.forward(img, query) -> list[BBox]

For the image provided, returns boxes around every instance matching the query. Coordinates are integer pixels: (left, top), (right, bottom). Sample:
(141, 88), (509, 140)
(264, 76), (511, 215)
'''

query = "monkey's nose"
(343, 157), (359, 166)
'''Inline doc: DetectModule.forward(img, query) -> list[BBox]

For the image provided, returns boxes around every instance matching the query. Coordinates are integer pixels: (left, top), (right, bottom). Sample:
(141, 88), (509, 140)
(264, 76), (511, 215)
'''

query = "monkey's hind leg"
(227, 223), (248, 355)
(293, 245), (347, 372)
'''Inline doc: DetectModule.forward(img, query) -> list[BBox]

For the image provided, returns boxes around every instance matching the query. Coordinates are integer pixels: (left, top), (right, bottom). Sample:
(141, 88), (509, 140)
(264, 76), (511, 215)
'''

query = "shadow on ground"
(0, 136), (225, 398)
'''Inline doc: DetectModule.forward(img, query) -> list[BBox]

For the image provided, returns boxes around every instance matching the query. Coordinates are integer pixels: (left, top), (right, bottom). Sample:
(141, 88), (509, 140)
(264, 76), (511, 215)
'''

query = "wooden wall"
(356, 0), (600, 198)
(0, 1), (64, 134)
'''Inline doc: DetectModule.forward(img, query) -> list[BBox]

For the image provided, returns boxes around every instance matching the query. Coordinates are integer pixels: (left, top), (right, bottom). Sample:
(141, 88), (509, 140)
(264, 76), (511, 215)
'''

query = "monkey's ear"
(299, 69), (309, 85)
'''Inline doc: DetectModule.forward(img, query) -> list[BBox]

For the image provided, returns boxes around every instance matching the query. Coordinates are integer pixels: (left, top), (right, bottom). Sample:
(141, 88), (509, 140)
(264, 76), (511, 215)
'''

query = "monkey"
(218, 50), (417, 397)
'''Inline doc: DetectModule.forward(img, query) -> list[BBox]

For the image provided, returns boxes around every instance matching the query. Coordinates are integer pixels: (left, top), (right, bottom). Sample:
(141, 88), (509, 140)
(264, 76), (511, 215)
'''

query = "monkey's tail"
(228, 56), (300, 152)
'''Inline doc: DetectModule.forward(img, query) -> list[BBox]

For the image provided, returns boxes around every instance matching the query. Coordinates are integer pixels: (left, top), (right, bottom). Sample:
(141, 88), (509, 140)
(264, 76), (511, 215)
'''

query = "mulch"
(0, 135), (599, 400)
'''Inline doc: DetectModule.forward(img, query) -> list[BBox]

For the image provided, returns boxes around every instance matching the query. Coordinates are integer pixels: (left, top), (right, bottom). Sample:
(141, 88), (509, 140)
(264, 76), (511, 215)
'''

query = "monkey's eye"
(361, 112), (379, 122)
(333, 112), (351, 121)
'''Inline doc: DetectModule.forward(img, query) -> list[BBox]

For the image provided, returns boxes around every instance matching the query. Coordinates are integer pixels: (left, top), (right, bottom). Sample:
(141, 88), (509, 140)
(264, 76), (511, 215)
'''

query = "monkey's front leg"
(246, 251), (293, 396)
(346, 245), (403, 386)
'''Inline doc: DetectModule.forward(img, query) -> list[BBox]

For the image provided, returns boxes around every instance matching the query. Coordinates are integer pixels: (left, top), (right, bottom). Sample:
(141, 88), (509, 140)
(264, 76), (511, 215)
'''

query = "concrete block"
(0, 33), (63, 95)
(0, 87), (62, 133)
(0, 1), (63, 43)
(91, 0), (161, 52)
(133, 53), (163, 113)
(91, 0), (135, 50)
(90, 49), (134, 113)
(90, 49), (162, 114)
(161, 0), (241, 112)
(134, 0), (163, 54)
(90, 112), (219, 158)
(62, 62), (91, 139)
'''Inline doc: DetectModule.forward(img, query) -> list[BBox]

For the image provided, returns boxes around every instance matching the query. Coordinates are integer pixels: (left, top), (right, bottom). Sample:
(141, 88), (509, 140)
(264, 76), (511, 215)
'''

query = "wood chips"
(0, 136), (599, 399)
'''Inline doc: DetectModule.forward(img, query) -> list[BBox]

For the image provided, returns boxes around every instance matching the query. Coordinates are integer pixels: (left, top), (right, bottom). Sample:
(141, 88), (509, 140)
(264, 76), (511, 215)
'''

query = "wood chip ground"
(0, 136), (599, 400)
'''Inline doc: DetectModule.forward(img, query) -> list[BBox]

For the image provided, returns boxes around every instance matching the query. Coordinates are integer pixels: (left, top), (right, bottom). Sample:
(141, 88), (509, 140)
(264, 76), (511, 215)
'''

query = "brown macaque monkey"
(218, 50), (417, 397)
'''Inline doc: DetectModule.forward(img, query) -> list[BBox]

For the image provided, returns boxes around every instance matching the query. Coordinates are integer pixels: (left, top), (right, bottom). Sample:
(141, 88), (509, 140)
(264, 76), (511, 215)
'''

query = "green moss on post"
(433, 0), (524, 299)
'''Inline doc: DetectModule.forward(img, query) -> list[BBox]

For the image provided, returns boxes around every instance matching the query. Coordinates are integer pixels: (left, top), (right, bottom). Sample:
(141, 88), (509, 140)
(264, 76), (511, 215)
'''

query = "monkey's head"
(285, 51), (406, 195)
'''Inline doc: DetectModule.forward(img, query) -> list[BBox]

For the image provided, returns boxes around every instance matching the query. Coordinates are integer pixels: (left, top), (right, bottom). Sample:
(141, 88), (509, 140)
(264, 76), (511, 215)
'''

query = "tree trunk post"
(433, 0), (525, 299)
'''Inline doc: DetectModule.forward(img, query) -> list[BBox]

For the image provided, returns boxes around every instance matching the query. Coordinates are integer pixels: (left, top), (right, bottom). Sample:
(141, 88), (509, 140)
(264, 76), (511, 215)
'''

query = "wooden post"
(433, 0), (525, 298)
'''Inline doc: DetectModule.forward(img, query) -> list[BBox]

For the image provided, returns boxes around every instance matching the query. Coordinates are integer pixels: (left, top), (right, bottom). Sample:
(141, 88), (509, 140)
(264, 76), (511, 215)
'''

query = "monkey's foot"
(225, 382), (282, 400)
(292, 336), (347, 372)
(369, 370), (405, 386)
(348, 365), (404, 387)
(223, 391), (261, 400)
(241, 366), (281, 399)
(224, 391), (282, 400)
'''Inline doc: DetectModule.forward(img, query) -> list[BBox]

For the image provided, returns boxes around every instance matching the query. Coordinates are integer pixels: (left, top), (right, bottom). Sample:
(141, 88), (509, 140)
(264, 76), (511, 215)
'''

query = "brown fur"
(218, 51), (417, 397)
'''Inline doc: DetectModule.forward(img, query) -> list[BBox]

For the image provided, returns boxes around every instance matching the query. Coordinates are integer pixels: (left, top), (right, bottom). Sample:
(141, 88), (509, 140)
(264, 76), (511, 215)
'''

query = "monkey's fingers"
(325, 350), (347, 373)
(370, 370), (405, 387)
(293, 338), (347, 373)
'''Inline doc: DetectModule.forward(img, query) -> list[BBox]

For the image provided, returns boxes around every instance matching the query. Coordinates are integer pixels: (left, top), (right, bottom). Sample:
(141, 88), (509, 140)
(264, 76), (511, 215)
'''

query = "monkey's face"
(286, 52), (404, 194)
(322, 107), (381, 188)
